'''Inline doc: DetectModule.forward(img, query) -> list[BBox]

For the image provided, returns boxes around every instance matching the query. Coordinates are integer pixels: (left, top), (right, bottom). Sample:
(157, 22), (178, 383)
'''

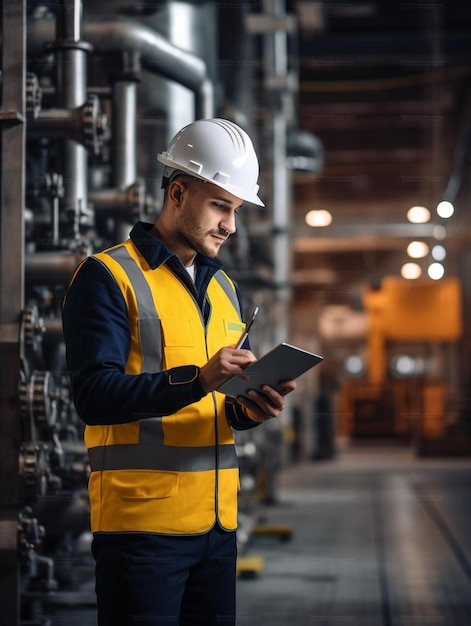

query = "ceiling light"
(344, 355), (365, 378)
(305, 209), (332, 227)
(436, 200), (454, 219)
(407, 205), (431, 224)
(390, 354), (425, 378)
(401, 262), (422, 279)
(431, 244), (446, 261)
(407, 241), (429, 259)
(428, 262), (445, 280)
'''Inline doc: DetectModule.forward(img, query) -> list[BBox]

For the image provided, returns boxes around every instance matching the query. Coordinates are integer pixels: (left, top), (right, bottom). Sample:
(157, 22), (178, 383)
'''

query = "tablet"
(218, 342), (323, 399)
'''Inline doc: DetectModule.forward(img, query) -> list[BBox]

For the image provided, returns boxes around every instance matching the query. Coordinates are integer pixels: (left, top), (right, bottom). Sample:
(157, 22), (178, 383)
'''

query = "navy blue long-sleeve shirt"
(62, 221), (257, 430)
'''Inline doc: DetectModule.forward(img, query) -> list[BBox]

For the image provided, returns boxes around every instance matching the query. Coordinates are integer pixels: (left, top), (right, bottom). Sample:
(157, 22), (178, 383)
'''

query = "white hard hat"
(158, 118), (264, 206)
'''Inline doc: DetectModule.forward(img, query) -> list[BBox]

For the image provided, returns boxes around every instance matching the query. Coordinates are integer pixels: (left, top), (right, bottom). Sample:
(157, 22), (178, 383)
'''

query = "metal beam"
(0, 2), (26, 624)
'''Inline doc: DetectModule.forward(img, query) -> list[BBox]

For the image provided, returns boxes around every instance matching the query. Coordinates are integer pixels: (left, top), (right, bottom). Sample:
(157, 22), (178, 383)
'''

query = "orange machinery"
(339, 276), (463, 448)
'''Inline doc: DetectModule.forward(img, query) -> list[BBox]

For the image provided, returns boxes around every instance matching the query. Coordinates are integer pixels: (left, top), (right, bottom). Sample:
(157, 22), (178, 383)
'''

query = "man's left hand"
(236, 380), (297, 422)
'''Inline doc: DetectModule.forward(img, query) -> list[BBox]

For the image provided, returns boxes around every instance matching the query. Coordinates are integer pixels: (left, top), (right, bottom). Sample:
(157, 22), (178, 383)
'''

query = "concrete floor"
(19, 442), (471, 625)
(236, 442), (471, 626)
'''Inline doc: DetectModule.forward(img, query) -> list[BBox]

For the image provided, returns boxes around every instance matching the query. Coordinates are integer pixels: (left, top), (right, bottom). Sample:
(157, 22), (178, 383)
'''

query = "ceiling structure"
(283, 0), (471, 304)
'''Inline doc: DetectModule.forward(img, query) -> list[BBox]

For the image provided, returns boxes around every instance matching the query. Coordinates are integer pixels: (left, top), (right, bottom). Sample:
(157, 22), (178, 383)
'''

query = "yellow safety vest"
(83, 240), (245, 534)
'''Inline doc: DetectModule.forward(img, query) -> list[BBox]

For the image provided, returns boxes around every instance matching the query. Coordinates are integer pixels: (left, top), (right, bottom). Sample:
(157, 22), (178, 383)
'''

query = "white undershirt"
(185, 263), (196, 281)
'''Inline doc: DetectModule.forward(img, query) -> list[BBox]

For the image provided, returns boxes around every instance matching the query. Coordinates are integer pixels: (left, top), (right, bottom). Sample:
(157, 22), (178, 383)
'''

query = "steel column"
(0, 1), (26, 624)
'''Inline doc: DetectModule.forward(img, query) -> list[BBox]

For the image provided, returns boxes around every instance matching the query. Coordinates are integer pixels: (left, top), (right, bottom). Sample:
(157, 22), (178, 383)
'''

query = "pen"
(235, 306), (259, 349)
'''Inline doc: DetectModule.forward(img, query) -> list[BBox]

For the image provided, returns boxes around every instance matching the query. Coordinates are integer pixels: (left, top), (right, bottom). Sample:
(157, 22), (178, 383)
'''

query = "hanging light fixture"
(305, 209), (332, 227)
(407, 241), (429, 259)
(401, 263), (422, 279)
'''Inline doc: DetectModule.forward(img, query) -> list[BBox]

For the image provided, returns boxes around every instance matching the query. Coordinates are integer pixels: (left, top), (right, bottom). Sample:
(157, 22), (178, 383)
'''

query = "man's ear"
(169, 180), (183, 203)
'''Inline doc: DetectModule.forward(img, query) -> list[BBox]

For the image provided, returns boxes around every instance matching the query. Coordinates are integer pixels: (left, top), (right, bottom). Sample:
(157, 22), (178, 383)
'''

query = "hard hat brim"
(158, 156), (265, 207)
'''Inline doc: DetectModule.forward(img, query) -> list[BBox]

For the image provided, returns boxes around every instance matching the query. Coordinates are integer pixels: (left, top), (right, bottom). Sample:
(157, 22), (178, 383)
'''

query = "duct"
(27, 14), (214, 119)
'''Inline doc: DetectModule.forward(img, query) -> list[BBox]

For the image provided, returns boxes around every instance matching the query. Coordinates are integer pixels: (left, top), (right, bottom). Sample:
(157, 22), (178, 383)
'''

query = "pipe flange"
(46, 39), (93, 54)
(26, 72), (42, 120)
(82, 94), (108, 155)
(127, 179), (146, 220)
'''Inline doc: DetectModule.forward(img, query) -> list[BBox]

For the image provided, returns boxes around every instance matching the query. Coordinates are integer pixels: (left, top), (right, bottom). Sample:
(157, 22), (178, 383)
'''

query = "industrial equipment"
(1, 2), (317, 623)
(338, 276), (470, 454)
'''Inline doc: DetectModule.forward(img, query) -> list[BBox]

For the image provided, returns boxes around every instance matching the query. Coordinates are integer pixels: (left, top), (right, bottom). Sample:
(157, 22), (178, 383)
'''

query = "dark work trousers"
(92, 524), (237, 626)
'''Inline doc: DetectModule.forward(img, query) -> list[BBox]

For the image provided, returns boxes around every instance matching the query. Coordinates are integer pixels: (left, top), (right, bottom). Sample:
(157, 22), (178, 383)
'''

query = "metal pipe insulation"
(89, 188), (131, 213)
(112, 79), (137, 190)
(111, 65), (139, 241)
(50, 0), (91, 238)
(25, 249), (87, 286)
(28, 14), (214, 119)
(56, 0), (82, 42)
(85, 17), (208, 94)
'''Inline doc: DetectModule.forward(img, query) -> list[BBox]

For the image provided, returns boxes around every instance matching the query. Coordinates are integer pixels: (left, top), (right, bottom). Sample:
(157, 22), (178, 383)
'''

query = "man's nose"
(220, 214), (237, 235)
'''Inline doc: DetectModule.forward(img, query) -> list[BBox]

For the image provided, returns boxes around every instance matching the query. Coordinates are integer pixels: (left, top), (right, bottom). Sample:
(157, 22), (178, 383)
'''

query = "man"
(62, 118), (296, 625)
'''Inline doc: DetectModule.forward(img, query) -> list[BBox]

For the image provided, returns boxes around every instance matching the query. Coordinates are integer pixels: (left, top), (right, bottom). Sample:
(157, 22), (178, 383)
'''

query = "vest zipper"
(204, 295), (220, 522)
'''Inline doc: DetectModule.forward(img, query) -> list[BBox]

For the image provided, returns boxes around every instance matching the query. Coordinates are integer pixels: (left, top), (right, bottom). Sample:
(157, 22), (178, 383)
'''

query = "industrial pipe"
(27, 14), (214, 119)
(89, 180), (144, 222)
(51, 0), (91, 238)
(25, 249), (87, 286)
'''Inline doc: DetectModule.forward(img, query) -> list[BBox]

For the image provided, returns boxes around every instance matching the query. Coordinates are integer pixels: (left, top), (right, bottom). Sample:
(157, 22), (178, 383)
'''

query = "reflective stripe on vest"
(213, 269), (240, 318)
(105, 246), (240, 375)
(106, 246), (162, 373)
(88, 442), (238, 472)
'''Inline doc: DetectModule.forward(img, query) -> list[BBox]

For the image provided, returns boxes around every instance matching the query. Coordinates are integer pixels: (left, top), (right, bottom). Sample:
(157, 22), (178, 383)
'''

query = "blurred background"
(1, 1), (471, 624)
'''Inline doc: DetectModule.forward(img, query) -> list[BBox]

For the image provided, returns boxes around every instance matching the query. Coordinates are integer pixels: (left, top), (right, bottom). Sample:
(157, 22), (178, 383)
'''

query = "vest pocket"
(160, 318), (194, 346)
(111, 470), (179, 500)
(160, 318), (196, 368)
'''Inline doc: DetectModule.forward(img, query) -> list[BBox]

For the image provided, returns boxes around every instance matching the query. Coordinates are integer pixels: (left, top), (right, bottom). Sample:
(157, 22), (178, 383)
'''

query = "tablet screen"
(218, 342), (323, 399)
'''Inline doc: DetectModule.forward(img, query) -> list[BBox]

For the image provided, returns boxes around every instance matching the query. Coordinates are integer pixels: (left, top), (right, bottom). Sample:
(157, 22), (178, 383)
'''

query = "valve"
(82, 93), (108, 155)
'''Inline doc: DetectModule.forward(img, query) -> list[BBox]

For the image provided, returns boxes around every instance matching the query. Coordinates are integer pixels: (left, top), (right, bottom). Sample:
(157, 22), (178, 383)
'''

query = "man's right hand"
(198, 347), (257, 393)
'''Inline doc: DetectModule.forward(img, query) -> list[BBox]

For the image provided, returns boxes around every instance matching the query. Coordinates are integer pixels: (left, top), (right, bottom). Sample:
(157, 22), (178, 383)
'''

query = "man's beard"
(178, 215), (228, 258)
